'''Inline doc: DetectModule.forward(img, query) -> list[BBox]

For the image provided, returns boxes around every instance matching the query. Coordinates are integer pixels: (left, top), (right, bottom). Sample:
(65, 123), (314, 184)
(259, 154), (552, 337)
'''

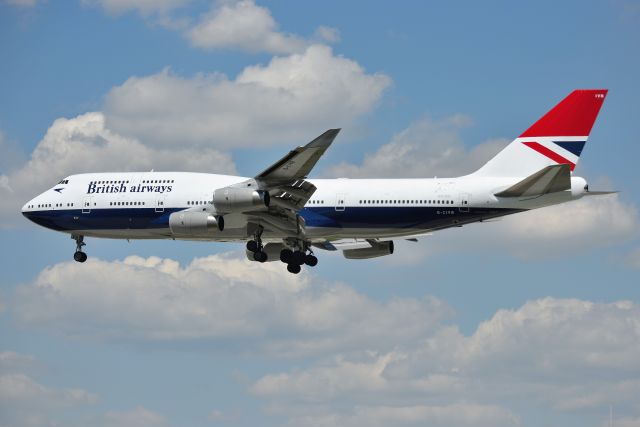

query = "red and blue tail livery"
(475, 89), (607, 177)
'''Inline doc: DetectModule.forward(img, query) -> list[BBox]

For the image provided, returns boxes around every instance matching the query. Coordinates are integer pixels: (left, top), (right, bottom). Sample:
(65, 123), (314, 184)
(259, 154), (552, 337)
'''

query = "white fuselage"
(21, 171), (587, 243)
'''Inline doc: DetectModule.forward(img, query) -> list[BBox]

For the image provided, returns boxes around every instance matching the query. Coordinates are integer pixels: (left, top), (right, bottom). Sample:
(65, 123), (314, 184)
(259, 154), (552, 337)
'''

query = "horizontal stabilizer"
(584, 191), (619, 196)
(495, 164), (570, 198)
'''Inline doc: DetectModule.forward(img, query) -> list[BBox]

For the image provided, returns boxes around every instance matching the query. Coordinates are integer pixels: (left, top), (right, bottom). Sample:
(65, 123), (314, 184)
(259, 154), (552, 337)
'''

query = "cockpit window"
(57, 179), (69, 184)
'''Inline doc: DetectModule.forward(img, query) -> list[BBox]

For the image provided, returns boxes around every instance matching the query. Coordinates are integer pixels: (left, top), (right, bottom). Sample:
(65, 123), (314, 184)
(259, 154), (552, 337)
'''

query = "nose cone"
(22, 200), (34, 221)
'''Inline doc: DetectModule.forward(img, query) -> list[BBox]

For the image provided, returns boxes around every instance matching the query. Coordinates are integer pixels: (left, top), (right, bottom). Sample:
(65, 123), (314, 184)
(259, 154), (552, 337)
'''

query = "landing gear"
(246, 240), (259, 253)
(253, 250), (267, 263)
(280, 241), (318, 274)
(246, 226), (267, 263)
(304, 254), (318, 267)
(72, 235), (87, 263)
(287, 263), (301, 274)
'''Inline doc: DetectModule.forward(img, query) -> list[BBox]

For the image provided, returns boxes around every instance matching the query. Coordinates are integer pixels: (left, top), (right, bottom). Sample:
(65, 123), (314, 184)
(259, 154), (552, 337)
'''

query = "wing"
(256, 129), (340, 185)
(243, 129), (340, 236)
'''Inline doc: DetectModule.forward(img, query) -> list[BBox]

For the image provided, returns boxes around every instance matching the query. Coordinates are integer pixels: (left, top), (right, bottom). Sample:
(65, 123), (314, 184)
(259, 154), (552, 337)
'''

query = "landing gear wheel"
(292, 250), (306, 265)
(246, 240), (258, 252)
(253, 251), (268, 263)
(287, 263), (301, 274)
(280, 248), (293, 263)
(304, 254), (318, 267)
(73, 251), (87, 263)
(72, 235), (87, 263)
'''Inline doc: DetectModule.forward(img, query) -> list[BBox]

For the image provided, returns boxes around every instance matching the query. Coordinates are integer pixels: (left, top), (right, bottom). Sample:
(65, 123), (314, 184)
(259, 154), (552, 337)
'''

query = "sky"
(0, 1), (639, 426)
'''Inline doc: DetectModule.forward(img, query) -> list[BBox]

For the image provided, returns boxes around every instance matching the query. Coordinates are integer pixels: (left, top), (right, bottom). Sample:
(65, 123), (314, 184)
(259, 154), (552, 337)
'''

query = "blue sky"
(1, 1), (639, 426)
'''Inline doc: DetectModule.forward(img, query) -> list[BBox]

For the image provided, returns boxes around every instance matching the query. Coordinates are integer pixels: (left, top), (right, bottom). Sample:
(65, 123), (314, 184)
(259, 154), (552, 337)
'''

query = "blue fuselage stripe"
(23, 206), (522, 232)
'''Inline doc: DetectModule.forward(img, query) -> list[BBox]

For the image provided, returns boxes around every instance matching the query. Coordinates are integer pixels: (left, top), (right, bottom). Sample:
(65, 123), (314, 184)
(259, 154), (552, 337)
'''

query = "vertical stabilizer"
(473, 89), (607, 177)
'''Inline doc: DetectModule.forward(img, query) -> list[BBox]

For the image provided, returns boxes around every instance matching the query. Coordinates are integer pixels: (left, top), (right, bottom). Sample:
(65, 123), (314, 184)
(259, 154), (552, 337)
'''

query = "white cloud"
(2, 0), (38, 7)
(104, 45), (391, 148)
(13, 253), (449, 357)
(394, 194), (638, 261)
(0, 129), (27, 172)
(315, 26), (340, 43)
(496, 194), (639, 258)
(102, 406), (169, 427)
(0, 373), (97, 405)
(186, 0), (307, 54)
(326, 115), (508, 178)
(87, 0), (190, 17)
(609, 416), (640, 427)
(0, 351), (36, 374)
(284, 403), (520, 427)
(0, 112), (235, 228)
(11, 253), (640, 424)
(0, 351), (98, 427)
(250, 297), (640, 424)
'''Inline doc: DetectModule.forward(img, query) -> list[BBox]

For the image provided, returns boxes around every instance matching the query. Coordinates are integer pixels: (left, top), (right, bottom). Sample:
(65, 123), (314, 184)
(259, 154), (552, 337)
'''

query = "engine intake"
(213, 187), (270, 213)
(169, 211), (224, 237)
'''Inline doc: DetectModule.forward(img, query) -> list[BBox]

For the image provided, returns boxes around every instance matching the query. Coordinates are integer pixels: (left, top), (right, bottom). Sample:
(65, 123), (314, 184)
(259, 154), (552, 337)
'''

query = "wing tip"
(307, 128), (341, 148)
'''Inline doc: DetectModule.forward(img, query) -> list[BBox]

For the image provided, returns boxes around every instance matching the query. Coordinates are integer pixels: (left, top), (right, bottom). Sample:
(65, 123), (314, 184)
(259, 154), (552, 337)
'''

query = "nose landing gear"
(72, 235), (87, 263)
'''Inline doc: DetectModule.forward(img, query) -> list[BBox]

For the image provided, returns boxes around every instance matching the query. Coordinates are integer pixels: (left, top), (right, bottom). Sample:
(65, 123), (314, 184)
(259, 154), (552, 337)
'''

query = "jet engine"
(169, 211), (224, 237)
(343, 241), (394, 259)
(213, 187), (270, 213)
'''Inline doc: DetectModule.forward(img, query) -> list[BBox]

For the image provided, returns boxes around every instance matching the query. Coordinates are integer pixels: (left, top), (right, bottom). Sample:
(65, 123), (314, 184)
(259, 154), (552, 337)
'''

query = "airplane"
(22, 89), (613, 274)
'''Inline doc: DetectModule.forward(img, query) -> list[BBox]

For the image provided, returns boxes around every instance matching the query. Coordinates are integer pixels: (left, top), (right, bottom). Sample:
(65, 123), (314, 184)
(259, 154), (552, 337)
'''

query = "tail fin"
(473, 89), (607, 177)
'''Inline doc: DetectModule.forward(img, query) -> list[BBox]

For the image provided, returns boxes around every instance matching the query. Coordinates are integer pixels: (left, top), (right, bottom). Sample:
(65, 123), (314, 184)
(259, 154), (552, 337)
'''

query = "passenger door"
(82, 196), (92, 214)
(335, 193), (346, 212)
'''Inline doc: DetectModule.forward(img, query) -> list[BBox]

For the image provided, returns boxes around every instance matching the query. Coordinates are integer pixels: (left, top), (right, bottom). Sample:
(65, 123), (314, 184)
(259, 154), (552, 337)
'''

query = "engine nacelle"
(343, 241), (394, 259)
(169, 211), (223, 237)
(213, 187), (270, 213)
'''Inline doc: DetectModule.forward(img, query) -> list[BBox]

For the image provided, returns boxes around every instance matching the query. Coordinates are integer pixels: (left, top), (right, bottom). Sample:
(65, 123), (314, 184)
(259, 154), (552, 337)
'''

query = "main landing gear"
(246, 226), (267, 263)
(279, 242), (317, 275)
(72, 235), (87, 263)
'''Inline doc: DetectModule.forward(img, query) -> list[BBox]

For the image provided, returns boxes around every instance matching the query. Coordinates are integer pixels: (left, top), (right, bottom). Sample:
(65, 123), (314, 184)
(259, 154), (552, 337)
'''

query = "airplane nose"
(22, 199), (35, 219)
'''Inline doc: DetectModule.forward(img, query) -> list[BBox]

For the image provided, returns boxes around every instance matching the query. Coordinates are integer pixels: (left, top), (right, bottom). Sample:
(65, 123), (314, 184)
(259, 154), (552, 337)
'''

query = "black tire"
(246, 240), (258, 252)
(305, 254), (318, 267)
(280, 248), (293, 263)
(287, 263), (301, 274)
(253, 251), (268, 263)
(292, 251), (306, 265)
(73, 251), (87, 263)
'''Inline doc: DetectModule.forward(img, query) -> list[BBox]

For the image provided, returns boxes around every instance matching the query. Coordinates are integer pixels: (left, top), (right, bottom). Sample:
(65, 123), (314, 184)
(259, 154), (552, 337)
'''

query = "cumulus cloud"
(283, 403), (520, 427)
(326, 115), (509, 178)
(87, 0), (190, 17)
(0, 351), (98, 427)
(186, 0), (308, 54)
(393, 194), (638, 261)
(0, 129), (27, 172)
(102, 406), (169, 427)
(0, 351), (36, 374)
(11, 254), (640, 424)
(2, 0), (38, 7)
(13, 253), (450, 357)
(0, 112), (235, 228)
(104, 45), (391, 148)
(251, 297), (640, 424)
